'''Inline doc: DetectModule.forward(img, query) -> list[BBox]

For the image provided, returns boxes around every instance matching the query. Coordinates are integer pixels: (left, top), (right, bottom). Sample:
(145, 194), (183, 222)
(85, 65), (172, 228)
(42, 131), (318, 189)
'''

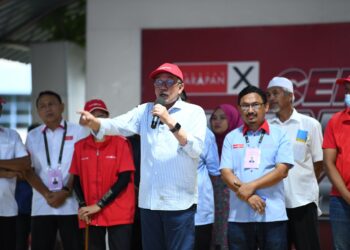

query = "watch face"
(171, 122), (181, 132)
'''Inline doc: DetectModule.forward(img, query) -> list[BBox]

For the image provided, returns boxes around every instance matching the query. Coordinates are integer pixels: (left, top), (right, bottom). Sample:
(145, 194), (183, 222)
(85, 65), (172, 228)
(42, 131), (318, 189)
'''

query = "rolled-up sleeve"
(276, 129), (294, 168)
(179, 107), (207, 159)
(204, 129), (220, 176)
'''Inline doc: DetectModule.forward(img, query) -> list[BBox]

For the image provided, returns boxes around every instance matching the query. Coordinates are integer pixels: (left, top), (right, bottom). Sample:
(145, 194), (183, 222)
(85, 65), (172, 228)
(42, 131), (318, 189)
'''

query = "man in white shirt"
(0, 97), (31, 250)
(266, 77), (323, 250)
(25, 91), (86, 250)
(79, 63), (207, 250)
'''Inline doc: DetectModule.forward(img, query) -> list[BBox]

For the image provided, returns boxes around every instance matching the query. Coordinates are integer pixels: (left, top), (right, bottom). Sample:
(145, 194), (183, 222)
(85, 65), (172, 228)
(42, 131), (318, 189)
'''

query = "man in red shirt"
(323, 75), (350, 250)
(70, 99), (135, 250)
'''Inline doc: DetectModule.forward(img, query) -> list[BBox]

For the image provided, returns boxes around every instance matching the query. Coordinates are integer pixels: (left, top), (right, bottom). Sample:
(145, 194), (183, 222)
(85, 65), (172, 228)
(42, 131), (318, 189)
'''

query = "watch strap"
(170, 122), (181, 133)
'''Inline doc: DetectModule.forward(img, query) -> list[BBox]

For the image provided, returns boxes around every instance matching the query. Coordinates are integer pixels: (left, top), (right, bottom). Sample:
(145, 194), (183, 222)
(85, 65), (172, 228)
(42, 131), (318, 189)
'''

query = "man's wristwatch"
(170, 122), (181, 133)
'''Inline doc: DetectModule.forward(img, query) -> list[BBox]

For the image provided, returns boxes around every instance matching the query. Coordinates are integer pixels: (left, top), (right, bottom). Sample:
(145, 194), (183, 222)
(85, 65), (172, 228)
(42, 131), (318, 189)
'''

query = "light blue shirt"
(195, 128), (220, 225)
(96, 98), (207, 210)
(220, 121), (294, 222)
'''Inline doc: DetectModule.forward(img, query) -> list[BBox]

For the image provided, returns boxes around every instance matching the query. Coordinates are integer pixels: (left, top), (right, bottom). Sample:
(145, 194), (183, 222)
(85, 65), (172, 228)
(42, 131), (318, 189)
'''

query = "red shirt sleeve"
(322, 115), (337, 149)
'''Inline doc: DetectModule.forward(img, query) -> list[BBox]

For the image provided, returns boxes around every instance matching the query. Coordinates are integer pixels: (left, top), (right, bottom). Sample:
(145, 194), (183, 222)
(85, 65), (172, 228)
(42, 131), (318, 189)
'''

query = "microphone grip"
(151, 115), (159, 129)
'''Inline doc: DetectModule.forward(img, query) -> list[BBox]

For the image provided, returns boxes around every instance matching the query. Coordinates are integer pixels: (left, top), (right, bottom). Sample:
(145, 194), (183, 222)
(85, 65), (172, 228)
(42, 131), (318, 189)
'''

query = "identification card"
(244, 147), (261, 169)
(47, 168), (63, 191)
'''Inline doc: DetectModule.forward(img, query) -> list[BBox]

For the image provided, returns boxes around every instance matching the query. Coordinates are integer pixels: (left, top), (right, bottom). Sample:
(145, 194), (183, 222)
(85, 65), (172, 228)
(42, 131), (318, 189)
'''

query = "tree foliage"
(39, 0), (86, 47)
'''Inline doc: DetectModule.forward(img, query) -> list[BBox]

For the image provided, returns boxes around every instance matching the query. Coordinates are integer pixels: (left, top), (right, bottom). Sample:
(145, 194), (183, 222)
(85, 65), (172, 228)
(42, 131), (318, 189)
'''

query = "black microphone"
(151, 97), (165, 129)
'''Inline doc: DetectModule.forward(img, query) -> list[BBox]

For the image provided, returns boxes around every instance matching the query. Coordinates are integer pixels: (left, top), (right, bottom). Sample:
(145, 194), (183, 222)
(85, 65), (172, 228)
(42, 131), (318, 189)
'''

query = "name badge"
(47, 168), (63, 191)
(244, 148), (261, 169)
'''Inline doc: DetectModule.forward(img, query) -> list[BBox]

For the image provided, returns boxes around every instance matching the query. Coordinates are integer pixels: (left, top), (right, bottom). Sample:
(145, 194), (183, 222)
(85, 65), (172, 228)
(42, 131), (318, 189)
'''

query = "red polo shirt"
(323, 108), (350, 196)
(70, 135), (135, 227)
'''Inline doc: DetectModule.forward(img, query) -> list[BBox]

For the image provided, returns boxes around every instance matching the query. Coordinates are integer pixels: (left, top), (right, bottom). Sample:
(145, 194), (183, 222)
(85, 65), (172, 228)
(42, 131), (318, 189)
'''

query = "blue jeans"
(228, 221), (287, 250)
(329, 196), (350, 250)
(140, 205), (196, 250)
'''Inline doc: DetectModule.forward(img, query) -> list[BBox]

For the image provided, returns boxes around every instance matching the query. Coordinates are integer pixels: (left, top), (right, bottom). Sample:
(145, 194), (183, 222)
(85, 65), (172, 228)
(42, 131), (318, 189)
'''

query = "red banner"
(142, 23), (350, 127)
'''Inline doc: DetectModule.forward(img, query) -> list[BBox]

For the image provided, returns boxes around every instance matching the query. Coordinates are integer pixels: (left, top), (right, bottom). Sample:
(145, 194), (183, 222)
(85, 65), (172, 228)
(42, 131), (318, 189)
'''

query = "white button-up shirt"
(269, 109), (323, 211)
(0, 127), (28, 216)
(26, 120), (88, 216)
(97, 98), (207, 210)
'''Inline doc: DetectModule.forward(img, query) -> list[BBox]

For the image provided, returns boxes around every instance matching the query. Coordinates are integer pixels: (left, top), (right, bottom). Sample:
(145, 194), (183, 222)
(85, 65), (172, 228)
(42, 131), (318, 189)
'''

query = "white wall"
(31, 42), (85, 124)
(87, 0), (350, 116)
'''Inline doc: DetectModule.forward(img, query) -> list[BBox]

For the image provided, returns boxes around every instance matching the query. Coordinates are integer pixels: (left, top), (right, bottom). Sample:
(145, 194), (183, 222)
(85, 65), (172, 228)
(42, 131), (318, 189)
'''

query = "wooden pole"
(85, 224), (89, 250)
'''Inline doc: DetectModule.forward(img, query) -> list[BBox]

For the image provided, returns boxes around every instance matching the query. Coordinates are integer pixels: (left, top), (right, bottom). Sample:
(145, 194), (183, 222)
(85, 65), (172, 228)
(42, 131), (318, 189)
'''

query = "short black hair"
(36, 90), (62, 107)
(238, 85), (267, 105)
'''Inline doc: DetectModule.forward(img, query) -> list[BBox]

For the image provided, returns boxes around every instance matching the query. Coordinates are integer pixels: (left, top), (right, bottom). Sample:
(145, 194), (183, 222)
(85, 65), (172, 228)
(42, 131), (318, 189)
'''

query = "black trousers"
(286, 202), (321, 250)
(131, 207), (142, 250)
(0, 216), (16, 250)
(31, 215), (83, 250)
(16, 214), (31, 250)
(85, 224), (132, 250)
(195, 223), (213, 250)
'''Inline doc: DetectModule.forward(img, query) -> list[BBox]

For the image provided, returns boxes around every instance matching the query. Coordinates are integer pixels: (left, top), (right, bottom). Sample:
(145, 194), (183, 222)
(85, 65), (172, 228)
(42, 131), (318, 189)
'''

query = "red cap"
(149, 63), (184, 81)
(336, 75), (350, 85)
(0, 97), (6, 104)
(84, 99), (109, 115)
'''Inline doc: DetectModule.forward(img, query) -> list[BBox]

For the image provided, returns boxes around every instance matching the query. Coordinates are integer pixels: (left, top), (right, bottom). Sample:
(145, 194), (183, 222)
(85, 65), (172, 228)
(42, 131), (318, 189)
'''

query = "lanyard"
(244, 130), (265, 148)
(43, 121), (67, 167)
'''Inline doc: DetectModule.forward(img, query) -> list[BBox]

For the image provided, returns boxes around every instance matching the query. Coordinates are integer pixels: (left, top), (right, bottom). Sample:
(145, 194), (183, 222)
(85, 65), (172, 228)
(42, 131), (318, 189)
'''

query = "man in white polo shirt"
(0, 97), (31, 250)
(25, 91), (87, 250)
(266, 77), (323, 250)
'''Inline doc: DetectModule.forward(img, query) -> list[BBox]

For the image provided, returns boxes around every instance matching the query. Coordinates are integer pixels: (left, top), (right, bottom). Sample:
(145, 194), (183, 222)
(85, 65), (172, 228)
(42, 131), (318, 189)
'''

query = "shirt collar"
(168, 97), (184, 112)
(270, 108), (301, 124)
(340, 107), (350, 120)
(42, 119), (65, 132)
(243, 119), (270, 135)
(86, 134), (111, 147)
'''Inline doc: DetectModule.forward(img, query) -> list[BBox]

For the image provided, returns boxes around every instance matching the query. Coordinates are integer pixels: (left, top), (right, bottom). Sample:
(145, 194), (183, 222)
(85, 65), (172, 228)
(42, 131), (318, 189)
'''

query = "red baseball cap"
(149, 63), (184, 82)
(0, 97), (6, 104)
(336, 75), (350, 85)
(84, 99), (109, 115)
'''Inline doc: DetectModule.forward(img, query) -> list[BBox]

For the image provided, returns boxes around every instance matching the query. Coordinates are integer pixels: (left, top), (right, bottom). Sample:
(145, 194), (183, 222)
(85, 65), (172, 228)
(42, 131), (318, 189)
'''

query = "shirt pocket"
(293, 141), (307, 163)
(293, 129), (309, 162)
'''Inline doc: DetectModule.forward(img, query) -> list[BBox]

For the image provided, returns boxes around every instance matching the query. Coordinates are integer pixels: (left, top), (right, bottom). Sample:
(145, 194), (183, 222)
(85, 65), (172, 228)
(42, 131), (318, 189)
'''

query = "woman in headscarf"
(209, 104), (243, 250)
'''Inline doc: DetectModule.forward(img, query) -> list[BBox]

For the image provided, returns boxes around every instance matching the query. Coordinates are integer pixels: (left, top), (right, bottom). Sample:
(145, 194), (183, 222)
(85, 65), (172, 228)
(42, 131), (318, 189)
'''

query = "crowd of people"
(0, 62), (349, 250)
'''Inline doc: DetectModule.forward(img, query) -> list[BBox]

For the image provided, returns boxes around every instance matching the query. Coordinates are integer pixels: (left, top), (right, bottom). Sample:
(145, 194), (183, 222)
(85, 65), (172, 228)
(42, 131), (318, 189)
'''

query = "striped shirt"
(97, 98), (207, 210)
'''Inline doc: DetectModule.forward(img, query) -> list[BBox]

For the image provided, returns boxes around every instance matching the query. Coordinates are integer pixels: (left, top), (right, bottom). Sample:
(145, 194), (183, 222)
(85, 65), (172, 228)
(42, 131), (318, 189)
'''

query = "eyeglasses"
(154, 78), (177, 88)
(240, 103), (264, 112)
